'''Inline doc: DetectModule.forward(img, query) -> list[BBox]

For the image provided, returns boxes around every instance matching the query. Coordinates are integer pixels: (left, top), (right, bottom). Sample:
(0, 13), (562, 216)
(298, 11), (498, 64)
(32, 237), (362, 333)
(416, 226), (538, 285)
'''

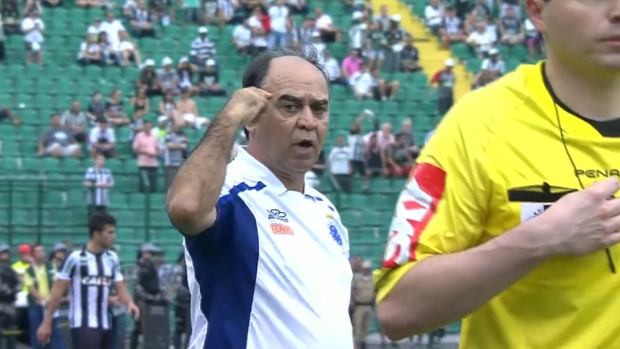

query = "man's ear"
(526, 0), (547, 34)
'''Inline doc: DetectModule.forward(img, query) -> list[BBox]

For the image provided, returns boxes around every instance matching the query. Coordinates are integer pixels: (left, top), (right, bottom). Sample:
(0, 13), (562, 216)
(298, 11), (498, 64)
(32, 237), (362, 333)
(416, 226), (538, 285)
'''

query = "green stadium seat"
(6, 65), (25, 80)
(0, 157), (19, 173)
(110, 192), (129, 209)
(128, 193), (146, 209)
(1, 141), (21, 157)
(20, 157), (40, 173)
(0, 124), (17, 140)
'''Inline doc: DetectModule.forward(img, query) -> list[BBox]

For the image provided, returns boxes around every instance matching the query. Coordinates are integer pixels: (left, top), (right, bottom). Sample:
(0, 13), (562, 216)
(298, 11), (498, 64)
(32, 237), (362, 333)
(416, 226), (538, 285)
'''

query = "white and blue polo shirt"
(184, 148), (354, 349)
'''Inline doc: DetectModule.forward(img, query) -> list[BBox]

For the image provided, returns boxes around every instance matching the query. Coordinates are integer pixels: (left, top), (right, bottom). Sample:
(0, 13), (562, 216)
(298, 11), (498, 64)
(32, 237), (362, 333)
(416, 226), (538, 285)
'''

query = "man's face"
(381, 5), (388, 15)
(250, 56), (330, 175)
(106, 12), (114, 21)
(95, 224), (117, 248)
(55, 250), (66, 261)
(529, 0), (620, 71)
(96, 155), (105, 167)
(505, 7), (514, 18)
(336, 135), (345, 145)
(0, 252), (9, 263)
(33, 246), (45, 263)
(476, 22), (485, 33)
(381, 122), (391, 134)
(138, 1), (145, 9)
(314, 7), (322, 17)
(277, 0), (285, 6)
(71, 101), (80, 112)
(372, 68), (381, 78)
(144, 122), (153, 132)
(430, 0), (439, 7)
(94, 93), (101, 102)
(402, 120), (412, 132)
(51, 115), (61, 127)
(395, 135), (405, 146)
(99, 121), (108, 130)
(142, 251), (152, 262)
(20, 253), (30, 262)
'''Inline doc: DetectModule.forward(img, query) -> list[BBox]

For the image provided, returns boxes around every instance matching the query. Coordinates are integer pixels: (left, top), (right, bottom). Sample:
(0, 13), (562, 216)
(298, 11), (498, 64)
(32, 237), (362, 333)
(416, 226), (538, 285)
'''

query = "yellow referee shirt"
(374, 62), (620, 349)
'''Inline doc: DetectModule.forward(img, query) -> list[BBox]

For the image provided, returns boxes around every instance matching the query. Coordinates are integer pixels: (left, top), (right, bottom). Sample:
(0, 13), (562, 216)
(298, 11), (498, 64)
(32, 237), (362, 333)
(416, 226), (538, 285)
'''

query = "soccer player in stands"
(37, 213), (139, 349)
(375, 0), (620, 348)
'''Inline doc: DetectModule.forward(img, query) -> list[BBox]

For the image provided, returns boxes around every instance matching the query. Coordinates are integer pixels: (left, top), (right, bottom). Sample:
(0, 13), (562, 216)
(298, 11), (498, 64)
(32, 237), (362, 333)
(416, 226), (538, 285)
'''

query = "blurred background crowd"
(0, 0), (544, 347)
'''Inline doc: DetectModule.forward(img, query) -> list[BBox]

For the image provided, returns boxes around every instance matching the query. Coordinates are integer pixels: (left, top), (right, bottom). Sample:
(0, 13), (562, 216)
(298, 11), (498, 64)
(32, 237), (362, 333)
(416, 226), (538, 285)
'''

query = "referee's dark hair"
(88, 212), (117, 237)
(241, 45), (330, 140)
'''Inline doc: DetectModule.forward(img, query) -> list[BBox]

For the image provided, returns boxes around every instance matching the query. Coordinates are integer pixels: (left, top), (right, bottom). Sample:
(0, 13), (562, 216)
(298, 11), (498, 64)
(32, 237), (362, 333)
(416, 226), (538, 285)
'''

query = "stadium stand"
(0, 0), (545, 345)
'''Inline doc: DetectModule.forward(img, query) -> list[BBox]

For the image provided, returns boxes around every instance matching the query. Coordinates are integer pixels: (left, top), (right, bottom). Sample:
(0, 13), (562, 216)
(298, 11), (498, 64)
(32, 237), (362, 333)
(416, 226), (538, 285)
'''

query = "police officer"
(130, 244), (164, 349)
(352, 261), (375, 349)
(173, 252), (190, 349)
(0, 245), (20, 349)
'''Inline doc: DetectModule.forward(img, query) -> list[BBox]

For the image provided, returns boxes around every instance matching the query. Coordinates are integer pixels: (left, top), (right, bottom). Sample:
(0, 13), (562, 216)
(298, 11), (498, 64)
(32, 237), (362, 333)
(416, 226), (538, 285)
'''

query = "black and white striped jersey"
(57, 247), (124, 330)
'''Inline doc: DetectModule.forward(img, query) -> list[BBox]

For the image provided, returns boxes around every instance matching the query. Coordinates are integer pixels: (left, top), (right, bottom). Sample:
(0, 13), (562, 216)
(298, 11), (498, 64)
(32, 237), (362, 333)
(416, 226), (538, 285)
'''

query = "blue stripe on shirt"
(185, 181), (266, 349)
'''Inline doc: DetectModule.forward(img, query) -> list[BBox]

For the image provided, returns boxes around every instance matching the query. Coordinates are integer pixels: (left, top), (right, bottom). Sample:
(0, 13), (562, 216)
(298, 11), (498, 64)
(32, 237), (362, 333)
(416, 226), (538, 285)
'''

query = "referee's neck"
(545, 57), (620, 122)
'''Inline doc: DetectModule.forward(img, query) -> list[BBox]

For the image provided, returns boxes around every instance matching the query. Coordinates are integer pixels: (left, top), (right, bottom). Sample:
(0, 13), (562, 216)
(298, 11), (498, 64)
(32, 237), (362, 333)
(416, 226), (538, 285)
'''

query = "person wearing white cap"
(177, 57), (199, 94)
(429, 58), (456, 116)
(480, 47), (505, 77)
(190, 26), (215, 65)
(21, 10), (45, 64)
(198, 58), (227, 97)
(157, 56), (178, 92)
(116, 30), (143, 67)
(348, 12), (367, 51)
(310, 31), (327, 65)
(138, 59), (163, 96)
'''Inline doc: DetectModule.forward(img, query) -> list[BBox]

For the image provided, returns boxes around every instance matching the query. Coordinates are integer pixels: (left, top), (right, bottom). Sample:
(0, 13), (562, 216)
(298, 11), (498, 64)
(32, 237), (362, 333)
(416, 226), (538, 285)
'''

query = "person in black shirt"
(198, 58), (227, 96)
(104, 89), (130, 127)
(400, 35), (420, 73)
(0, 245), (20, 349)
(137, 59), (163, 97)
(499, 7), (524, 45)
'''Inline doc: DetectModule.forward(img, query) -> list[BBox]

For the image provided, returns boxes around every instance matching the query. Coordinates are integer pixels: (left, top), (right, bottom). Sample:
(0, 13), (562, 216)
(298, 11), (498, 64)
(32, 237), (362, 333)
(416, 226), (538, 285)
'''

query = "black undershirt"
(541, 63), (620, 138)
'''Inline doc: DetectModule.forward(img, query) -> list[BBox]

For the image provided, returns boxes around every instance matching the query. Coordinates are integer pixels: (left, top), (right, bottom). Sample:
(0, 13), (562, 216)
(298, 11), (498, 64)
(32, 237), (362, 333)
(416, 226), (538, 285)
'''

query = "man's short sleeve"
(373, 94), (493, 302)
(57, 252), (78, 281)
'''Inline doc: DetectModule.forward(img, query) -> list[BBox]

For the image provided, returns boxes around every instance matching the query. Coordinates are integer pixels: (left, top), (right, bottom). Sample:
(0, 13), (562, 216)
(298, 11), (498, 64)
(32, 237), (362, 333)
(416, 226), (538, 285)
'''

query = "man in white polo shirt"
(166, 47), (353, 349)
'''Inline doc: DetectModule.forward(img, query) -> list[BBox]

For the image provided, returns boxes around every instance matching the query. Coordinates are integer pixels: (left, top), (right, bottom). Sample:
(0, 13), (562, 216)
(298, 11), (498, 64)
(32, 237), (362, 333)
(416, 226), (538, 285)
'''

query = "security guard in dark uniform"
(0, 245), (20, 349)
(173, 252), (190, 349)
(129, 244), (164, 349)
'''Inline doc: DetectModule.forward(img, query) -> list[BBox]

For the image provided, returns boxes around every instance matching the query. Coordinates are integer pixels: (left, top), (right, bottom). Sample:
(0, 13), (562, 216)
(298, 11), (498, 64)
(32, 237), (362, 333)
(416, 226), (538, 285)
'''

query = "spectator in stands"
(48, 244), (66, 269)
(89, 118), (117, 158)
(21, 10), (44, 65)
(198, 58), (226, 96)
(328, 133), (353, 194)
(0, 101), (21, 125)
(366, 21), (385, 70)
(149, 0), (172, 25)
(88, 18), (103, 36)
(466, 20), (495, 58)
(430, 58), (456, 116)
(0, 18), (5, 62)
(180, 0), (200, 24)
(177, 87), (208, 128)
(84, 154), (114, 213)
(314, 6), (341, 43)
(342, 48), (362, 82)
(480, 47), (505, 77)
(77, 34), (103, 66)
(384, 132), (412, 178)
(217, 0), (238, 26)
(499, 7), (524, 46)
(233, 17), (252, 56)
(1, 1), (20, 35)
(297, 17), (315, 46)
(364, 133), (385, 182)
(133, 120), (160, 193)
(472, 0), (491, 19)
(98, 31), (120, 65)
(268, 0), (289, 50)
(499, 0), (520, 20)
(322, 50), (344, 85)
(374, 5), (390, 32)
(101, 11), (125, 51)
(371, 67), (400, 101)
(137, 59), (163, 96)
(117, 30), (142, 66)
(38, 113), (82, 159)
(60, 100), (89, 143)
(425, 0), (443, 35)
(399, 118), (419, 159)
(400, 34), (421, 73)
(202, 0), (219, 25)
(176, 56), (198, 93)
(190, 26), (215, 66)
(524, 18), (542, 60)
(383, 15), (404, 73)
(367, 122), (394, 150)
(158, 57), (178, 92)
(163, 123), (189, 191)
(349, 111), (373, 190)
(348, 12), (366, 51)
(440, 6), (466, 49)
(23, 0), (41, 15)
(350, 63), (374, 100)
(105, 88), (131, 126)
(286, 0), (307, 15)
(129, 1), (156, 38)
(310, 31), (326, 64)
(249, 7), (269, 56)
(87, 92), (105, 121)
(130, 87), (149, 121)
(159, 89), (177, 125)
(123, 0), (137, 20)
(312, 150), (326, 177)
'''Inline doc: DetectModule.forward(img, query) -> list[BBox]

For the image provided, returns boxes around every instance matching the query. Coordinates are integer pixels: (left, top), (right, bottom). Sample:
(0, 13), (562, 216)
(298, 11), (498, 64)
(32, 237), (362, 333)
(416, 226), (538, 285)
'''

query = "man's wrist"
(491, 219), (555, 263)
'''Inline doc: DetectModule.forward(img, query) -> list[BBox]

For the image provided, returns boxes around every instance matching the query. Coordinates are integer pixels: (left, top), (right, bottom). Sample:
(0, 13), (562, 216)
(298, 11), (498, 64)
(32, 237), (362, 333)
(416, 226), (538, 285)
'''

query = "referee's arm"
(374, 104), (550, 339)
(166, 107), (240, 236)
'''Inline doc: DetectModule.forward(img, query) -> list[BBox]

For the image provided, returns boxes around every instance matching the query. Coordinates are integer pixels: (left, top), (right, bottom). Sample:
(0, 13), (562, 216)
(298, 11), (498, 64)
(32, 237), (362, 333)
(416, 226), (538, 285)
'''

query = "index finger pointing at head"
(255, 88), (272, 99)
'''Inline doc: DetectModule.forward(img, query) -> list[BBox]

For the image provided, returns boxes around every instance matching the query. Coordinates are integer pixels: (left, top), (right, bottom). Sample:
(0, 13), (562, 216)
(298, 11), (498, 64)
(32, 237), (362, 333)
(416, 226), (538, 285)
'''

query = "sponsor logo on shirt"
(270, 223), (295, 235)
(267, 208), (289, 222)
(81, 276), (112, 286)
